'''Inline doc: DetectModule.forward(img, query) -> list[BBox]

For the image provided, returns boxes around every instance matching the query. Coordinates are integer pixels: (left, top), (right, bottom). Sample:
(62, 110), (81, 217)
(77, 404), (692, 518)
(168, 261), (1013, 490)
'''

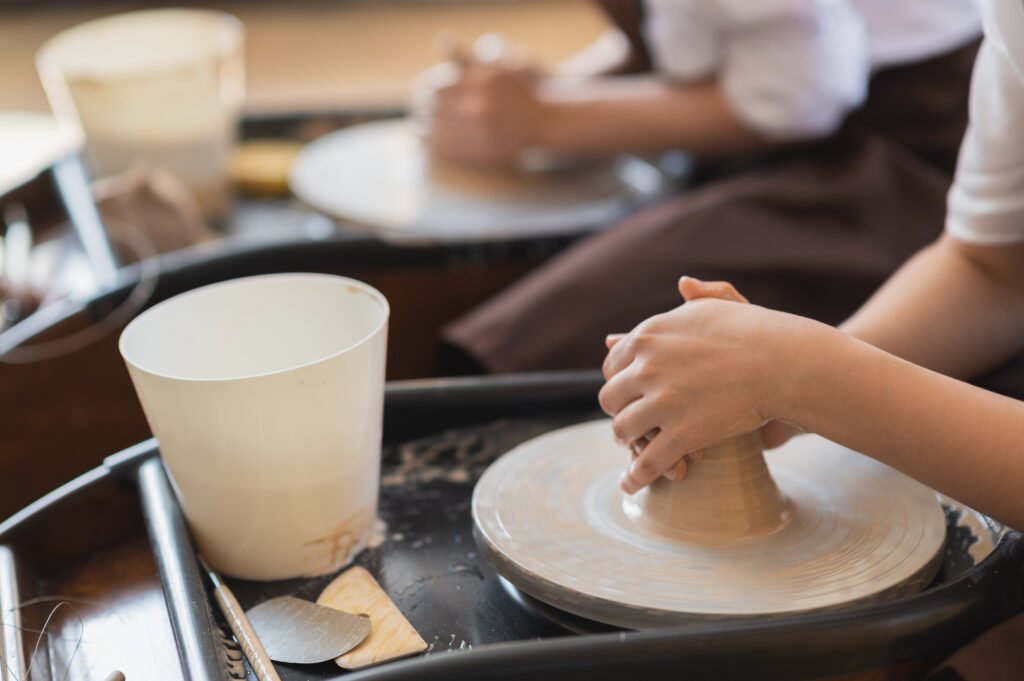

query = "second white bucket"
(119, 273), (389, 580)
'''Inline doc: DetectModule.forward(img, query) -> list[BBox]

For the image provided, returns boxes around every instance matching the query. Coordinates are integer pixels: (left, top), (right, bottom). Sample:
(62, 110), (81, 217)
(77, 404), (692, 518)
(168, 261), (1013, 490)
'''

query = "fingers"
(423, 68), (514, 165)
(630, 435), (700, 484)
(598, 359), (644, 416)
(664, 458), (688, 482)
(630, 427), (659, 452)
(473, 32), (509, 64)
(410, 63), (460, 131)
(434, 31), (473, 67)
(620, 429), (691, 494)
(597, 379), (639, 420)
(605, 333), (625, 350)
(473, 33), (537, 76)
(425, 89), (502, 164)
(678, 276), (749, 304)
(611, 399), (662, 449)
(602, 327), (642, 380)
(628, 440), (698, 489)
(666, 448), (704, 481)
(424, 68), (485, 131)
(433, 77), (492, 123)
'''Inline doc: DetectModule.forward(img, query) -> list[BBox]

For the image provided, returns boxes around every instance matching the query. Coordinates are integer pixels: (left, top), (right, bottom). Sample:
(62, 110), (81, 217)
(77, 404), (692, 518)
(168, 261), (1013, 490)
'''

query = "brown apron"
(443, 1), (981, 374)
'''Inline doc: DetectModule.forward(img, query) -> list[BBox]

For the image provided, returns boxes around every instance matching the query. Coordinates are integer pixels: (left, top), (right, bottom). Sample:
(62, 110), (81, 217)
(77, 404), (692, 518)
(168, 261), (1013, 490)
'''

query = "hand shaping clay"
(472, 420), (946, 629)
(625, 431), (792, 542)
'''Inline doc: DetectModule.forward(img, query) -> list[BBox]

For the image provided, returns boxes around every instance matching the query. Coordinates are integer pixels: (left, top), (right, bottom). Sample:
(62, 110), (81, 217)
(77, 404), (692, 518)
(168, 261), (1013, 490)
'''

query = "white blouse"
(946, 0), (1024, 244)
(644, 0), (981, 141)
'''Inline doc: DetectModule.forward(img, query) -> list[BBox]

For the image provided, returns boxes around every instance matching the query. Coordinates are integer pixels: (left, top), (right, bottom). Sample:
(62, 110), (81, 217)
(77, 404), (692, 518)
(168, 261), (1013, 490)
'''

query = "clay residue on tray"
(304, 507), (377, 574)
(382, 420), (552, 487)
(939, 494), (1000, 566)
(367, 518), (389, 549)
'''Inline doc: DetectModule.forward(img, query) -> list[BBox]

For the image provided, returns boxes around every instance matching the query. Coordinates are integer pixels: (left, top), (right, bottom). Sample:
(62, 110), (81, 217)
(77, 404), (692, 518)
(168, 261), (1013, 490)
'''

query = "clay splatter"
(382, 420), (550, 487)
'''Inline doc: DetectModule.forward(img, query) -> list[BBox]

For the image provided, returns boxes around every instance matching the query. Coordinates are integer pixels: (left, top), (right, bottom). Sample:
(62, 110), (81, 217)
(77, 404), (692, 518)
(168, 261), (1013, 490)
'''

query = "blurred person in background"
(417, 0), (982, 374)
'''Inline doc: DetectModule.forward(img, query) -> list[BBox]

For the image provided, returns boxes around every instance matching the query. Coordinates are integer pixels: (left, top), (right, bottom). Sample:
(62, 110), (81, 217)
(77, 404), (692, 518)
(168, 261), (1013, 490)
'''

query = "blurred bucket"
(119, 274), (389, 580)
(38, 9), (245, 219)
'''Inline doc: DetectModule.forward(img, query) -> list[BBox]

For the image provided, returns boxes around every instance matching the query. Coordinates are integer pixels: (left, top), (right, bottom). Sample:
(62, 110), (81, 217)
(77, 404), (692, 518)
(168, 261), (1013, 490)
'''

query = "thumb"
(605, 333), (626, 350)
(678, 276), (749, 304)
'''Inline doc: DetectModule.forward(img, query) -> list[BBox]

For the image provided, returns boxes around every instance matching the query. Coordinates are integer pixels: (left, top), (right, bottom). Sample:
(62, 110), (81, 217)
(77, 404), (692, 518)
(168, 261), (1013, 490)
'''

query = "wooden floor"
(0, 0), (607, 115)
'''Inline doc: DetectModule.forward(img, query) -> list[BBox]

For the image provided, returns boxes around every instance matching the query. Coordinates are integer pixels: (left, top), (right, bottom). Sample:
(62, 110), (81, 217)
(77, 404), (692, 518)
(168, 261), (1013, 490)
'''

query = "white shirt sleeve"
(645, 0), (871, 141)
(946, 2), (1024, 244)
(644, 0), (720, 81)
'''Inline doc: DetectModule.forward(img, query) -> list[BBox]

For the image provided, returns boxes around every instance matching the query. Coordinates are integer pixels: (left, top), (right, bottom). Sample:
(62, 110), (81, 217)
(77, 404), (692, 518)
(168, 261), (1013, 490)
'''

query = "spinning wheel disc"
(289, 120), (645, 242)
(472, 420), (946, 629)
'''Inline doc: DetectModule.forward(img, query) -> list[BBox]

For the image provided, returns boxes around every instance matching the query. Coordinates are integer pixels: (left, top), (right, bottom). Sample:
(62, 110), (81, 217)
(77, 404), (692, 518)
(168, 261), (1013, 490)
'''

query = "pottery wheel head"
(288, 119), (634, 241)
(472, 420), (946, 629)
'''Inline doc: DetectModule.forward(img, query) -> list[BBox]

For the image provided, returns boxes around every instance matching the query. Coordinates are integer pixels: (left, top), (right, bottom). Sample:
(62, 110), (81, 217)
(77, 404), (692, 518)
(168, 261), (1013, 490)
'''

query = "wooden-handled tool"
(199, 557), (282, 681)
(318, 566), (427, 669)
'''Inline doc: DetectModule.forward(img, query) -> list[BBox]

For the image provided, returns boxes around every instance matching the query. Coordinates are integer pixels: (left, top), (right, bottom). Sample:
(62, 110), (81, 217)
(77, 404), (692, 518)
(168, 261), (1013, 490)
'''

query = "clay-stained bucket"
(37, 8), (245, 218)
(119, 274), (389, 580)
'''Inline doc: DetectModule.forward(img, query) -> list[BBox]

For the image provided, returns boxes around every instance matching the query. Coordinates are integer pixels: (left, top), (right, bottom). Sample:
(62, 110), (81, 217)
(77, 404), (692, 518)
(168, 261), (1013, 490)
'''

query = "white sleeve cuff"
(717, 0), (870, 141)
(943, 35), (1024, 244)
(946, 165), (1024, 245)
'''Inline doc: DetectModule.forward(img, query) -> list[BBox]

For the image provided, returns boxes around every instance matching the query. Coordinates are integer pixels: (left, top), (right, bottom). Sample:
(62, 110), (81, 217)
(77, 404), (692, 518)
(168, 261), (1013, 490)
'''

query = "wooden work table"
(0, 0), (606, 114)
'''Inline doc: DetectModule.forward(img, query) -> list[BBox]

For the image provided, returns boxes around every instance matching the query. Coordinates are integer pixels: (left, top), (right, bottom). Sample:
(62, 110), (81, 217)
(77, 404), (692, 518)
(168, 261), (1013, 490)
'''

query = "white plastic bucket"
(37, 9), (245, 218)
(119, 274), (389, 580)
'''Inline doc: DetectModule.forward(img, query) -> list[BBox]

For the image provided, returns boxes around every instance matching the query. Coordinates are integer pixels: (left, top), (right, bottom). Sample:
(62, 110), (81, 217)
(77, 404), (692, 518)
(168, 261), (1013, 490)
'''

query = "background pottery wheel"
(473, 420), (947, 629)
(289, 119), (655, 243)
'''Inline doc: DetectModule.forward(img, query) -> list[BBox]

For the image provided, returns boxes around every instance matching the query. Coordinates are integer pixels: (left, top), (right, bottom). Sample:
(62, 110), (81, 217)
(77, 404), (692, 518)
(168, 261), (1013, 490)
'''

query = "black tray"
(2, 373), (1023, 681)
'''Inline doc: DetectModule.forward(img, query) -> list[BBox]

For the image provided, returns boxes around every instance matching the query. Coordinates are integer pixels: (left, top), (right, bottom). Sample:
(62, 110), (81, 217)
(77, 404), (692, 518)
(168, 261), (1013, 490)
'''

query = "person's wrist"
(532, 94), (572, 151)
(763, 316), (842, 428)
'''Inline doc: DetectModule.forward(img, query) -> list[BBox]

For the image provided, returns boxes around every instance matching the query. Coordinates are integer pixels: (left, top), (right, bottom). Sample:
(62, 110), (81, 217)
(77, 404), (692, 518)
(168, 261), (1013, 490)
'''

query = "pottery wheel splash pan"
(473, 420), (948, 629)
(288, 119), (656, 243)
(1, 372), (1019, 681)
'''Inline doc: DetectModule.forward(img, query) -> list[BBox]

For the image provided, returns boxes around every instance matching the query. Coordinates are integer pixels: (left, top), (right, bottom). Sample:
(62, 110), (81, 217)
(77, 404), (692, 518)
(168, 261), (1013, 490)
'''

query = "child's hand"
(600, 277), (810, 494)
(674, 278), (802, 450)
(415, 35), (546, 168)
(426, 64), (545, 168)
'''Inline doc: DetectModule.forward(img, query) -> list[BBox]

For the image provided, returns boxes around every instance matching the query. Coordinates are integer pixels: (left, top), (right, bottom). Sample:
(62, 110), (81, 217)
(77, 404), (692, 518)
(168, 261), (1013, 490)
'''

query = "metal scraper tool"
(246, 595), (371, 665)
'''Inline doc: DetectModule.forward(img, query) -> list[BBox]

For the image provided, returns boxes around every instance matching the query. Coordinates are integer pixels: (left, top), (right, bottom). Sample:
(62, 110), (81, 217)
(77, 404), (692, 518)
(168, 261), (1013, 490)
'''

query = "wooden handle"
(212, 585), (282, 681)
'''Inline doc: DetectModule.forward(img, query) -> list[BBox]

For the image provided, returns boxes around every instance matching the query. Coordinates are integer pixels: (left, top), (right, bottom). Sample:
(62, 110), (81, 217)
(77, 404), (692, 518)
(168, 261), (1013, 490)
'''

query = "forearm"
(842, 235), (1024, 378)
(780, 323), (1024, 529)
(535, 77), (768, 159)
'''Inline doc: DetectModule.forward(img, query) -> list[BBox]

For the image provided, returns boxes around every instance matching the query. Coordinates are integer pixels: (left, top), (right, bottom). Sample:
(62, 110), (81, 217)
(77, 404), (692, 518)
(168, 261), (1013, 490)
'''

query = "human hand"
(603, 278), (746, 484)
(667, 279), (802, 450)
(415, 34), (548, 168)
(600, 276), (810, 494)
